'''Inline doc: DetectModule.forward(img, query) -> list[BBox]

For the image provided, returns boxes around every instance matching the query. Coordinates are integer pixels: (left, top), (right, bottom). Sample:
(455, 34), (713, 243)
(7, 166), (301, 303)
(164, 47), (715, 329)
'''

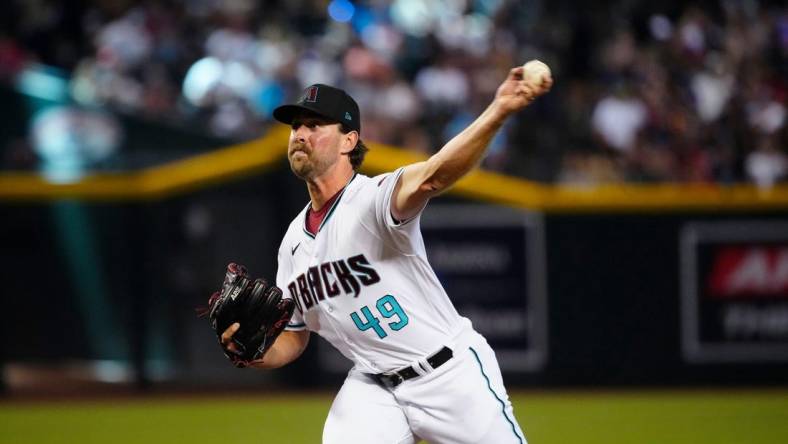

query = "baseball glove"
(199, 263), (295, 367)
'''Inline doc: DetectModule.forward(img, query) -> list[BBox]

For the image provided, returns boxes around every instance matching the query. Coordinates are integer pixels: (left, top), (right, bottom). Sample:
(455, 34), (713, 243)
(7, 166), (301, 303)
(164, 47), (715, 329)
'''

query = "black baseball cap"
(273, 84), (361, 134)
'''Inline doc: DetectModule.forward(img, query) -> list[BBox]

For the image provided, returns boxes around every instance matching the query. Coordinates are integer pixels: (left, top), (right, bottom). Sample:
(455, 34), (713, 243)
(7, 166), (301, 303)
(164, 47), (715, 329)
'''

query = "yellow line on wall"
(0, 173), (140, 200)
(139, 126), (290, 198)
(1, 123), (787, 212)
(0, 126), (290, 201)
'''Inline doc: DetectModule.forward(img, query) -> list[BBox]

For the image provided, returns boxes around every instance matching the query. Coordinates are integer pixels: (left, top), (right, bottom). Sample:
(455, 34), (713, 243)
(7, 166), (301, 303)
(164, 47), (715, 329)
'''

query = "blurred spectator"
(414, 57), (470, 111)
(0, 35), (30, 79)
(591, 83), (647, 154)
(746, 136), (787, 188)
(691, 53), (734, 123)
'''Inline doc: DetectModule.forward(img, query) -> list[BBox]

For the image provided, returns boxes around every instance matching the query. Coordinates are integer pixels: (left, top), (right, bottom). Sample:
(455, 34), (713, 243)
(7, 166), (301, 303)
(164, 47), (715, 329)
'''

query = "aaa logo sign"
(706, 247), (788, 298)
(680, 222), (788, 363)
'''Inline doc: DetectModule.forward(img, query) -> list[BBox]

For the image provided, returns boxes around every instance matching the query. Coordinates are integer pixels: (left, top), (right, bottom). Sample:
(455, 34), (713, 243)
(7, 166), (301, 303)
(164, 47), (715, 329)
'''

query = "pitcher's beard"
(288, 147), (314, 179)
(288, 148), (336, 180)
(289, 156), (312, 179)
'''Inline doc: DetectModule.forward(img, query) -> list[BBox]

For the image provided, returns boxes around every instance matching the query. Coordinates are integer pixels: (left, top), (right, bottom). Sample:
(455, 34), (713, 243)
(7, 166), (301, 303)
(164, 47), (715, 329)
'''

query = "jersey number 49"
(351, 295), (409, 339)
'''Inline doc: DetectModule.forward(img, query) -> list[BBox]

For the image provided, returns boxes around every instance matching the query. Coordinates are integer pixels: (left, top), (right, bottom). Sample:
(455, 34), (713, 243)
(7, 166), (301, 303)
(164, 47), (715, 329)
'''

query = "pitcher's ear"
(341, 130), (358, 155)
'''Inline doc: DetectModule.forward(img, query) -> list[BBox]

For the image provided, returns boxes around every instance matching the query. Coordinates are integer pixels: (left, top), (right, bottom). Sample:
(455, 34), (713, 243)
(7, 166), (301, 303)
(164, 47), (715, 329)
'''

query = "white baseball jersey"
(277, 168), (468, 374)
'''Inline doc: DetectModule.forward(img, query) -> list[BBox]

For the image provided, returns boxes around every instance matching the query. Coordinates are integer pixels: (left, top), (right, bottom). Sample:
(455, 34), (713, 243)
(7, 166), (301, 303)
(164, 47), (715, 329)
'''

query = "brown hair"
(340, 124), (368, 171)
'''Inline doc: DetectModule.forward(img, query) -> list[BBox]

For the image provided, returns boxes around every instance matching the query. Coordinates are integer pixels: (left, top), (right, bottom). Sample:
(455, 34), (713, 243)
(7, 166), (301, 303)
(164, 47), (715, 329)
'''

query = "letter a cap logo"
(304, 86), (319, 103)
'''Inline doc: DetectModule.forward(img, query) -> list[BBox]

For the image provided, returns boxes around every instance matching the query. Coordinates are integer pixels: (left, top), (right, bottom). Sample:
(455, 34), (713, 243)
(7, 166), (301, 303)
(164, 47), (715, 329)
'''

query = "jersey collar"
(302, 173), (357, 239)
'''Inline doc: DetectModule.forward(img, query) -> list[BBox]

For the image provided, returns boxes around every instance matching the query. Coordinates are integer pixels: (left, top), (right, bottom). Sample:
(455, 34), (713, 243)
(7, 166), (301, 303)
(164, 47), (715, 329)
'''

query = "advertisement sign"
(419, 205), (548, 372)
(680, 221), (788, 363)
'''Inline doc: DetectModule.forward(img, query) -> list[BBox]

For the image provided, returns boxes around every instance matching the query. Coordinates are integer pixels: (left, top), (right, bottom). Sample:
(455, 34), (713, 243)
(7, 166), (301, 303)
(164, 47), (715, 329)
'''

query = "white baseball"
(522, 60), (551, 85)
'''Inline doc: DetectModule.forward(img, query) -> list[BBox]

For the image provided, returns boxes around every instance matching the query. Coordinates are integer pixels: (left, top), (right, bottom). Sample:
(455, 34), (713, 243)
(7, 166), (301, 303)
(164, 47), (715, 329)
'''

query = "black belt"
(371, 346), (453, 388)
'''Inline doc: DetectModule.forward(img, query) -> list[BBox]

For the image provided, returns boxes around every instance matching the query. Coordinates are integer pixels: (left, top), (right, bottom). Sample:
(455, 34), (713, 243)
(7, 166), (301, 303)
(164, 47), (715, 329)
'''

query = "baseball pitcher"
(207, 64), (552, 443)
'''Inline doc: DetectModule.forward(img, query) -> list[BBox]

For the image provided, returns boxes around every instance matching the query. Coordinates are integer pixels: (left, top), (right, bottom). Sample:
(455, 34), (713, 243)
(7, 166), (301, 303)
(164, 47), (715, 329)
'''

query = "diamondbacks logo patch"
(344, 111), (352, 121)
(304, 86), (319, 103)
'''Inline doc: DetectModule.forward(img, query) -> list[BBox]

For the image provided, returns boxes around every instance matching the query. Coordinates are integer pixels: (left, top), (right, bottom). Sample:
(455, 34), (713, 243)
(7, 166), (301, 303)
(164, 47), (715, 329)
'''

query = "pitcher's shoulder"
(345, 171), (397, 198)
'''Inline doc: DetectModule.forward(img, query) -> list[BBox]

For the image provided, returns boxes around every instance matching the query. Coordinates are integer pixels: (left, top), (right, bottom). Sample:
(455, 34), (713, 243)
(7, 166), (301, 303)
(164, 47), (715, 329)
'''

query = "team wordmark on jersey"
(287, 254), (381, 313)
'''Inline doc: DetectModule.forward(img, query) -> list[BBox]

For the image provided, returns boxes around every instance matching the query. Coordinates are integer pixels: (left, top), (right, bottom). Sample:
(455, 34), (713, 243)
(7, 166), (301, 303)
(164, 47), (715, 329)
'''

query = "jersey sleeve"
(276, 237), (307, 331)
(368, 167), (426, 253)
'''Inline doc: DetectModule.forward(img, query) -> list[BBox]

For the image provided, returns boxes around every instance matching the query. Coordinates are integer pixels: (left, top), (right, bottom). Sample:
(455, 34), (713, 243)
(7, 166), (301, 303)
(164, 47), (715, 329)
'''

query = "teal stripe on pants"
(469, 347), (524, 444)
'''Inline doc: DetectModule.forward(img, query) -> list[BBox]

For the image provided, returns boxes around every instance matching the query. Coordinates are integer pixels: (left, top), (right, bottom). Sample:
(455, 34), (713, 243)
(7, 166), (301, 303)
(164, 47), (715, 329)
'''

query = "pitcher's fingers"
(517, 85), (535, 100)
(220, 322), (241, 346)
(510, 66), (524, 80)
(542, 76), (554, 90)
(226, 342), (240, 354)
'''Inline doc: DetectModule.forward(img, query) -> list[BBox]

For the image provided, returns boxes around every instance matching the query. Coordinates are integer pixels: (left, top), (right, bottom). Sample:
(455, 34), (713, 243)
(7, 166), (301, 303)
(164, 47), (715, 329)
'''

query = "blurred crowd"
(1, 0), (786, 185)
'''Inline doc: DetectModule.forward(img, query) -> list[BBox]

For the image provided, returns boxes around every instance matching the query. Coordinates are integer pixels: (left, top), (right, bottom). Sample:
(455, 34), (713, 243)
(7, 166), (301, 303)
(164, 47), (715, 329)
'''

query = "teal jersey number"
(377, 295), (409, 331)
(351, 295), (410, 339)
(351, 306), (386, 338)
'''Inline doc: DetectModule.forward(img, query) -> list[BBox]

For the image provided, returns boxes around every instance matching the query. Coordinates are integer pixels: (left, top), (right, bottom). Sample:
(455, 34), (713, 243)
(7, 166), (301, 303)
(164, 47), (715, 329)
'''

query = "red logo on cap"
(304, 86), (318, 103)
